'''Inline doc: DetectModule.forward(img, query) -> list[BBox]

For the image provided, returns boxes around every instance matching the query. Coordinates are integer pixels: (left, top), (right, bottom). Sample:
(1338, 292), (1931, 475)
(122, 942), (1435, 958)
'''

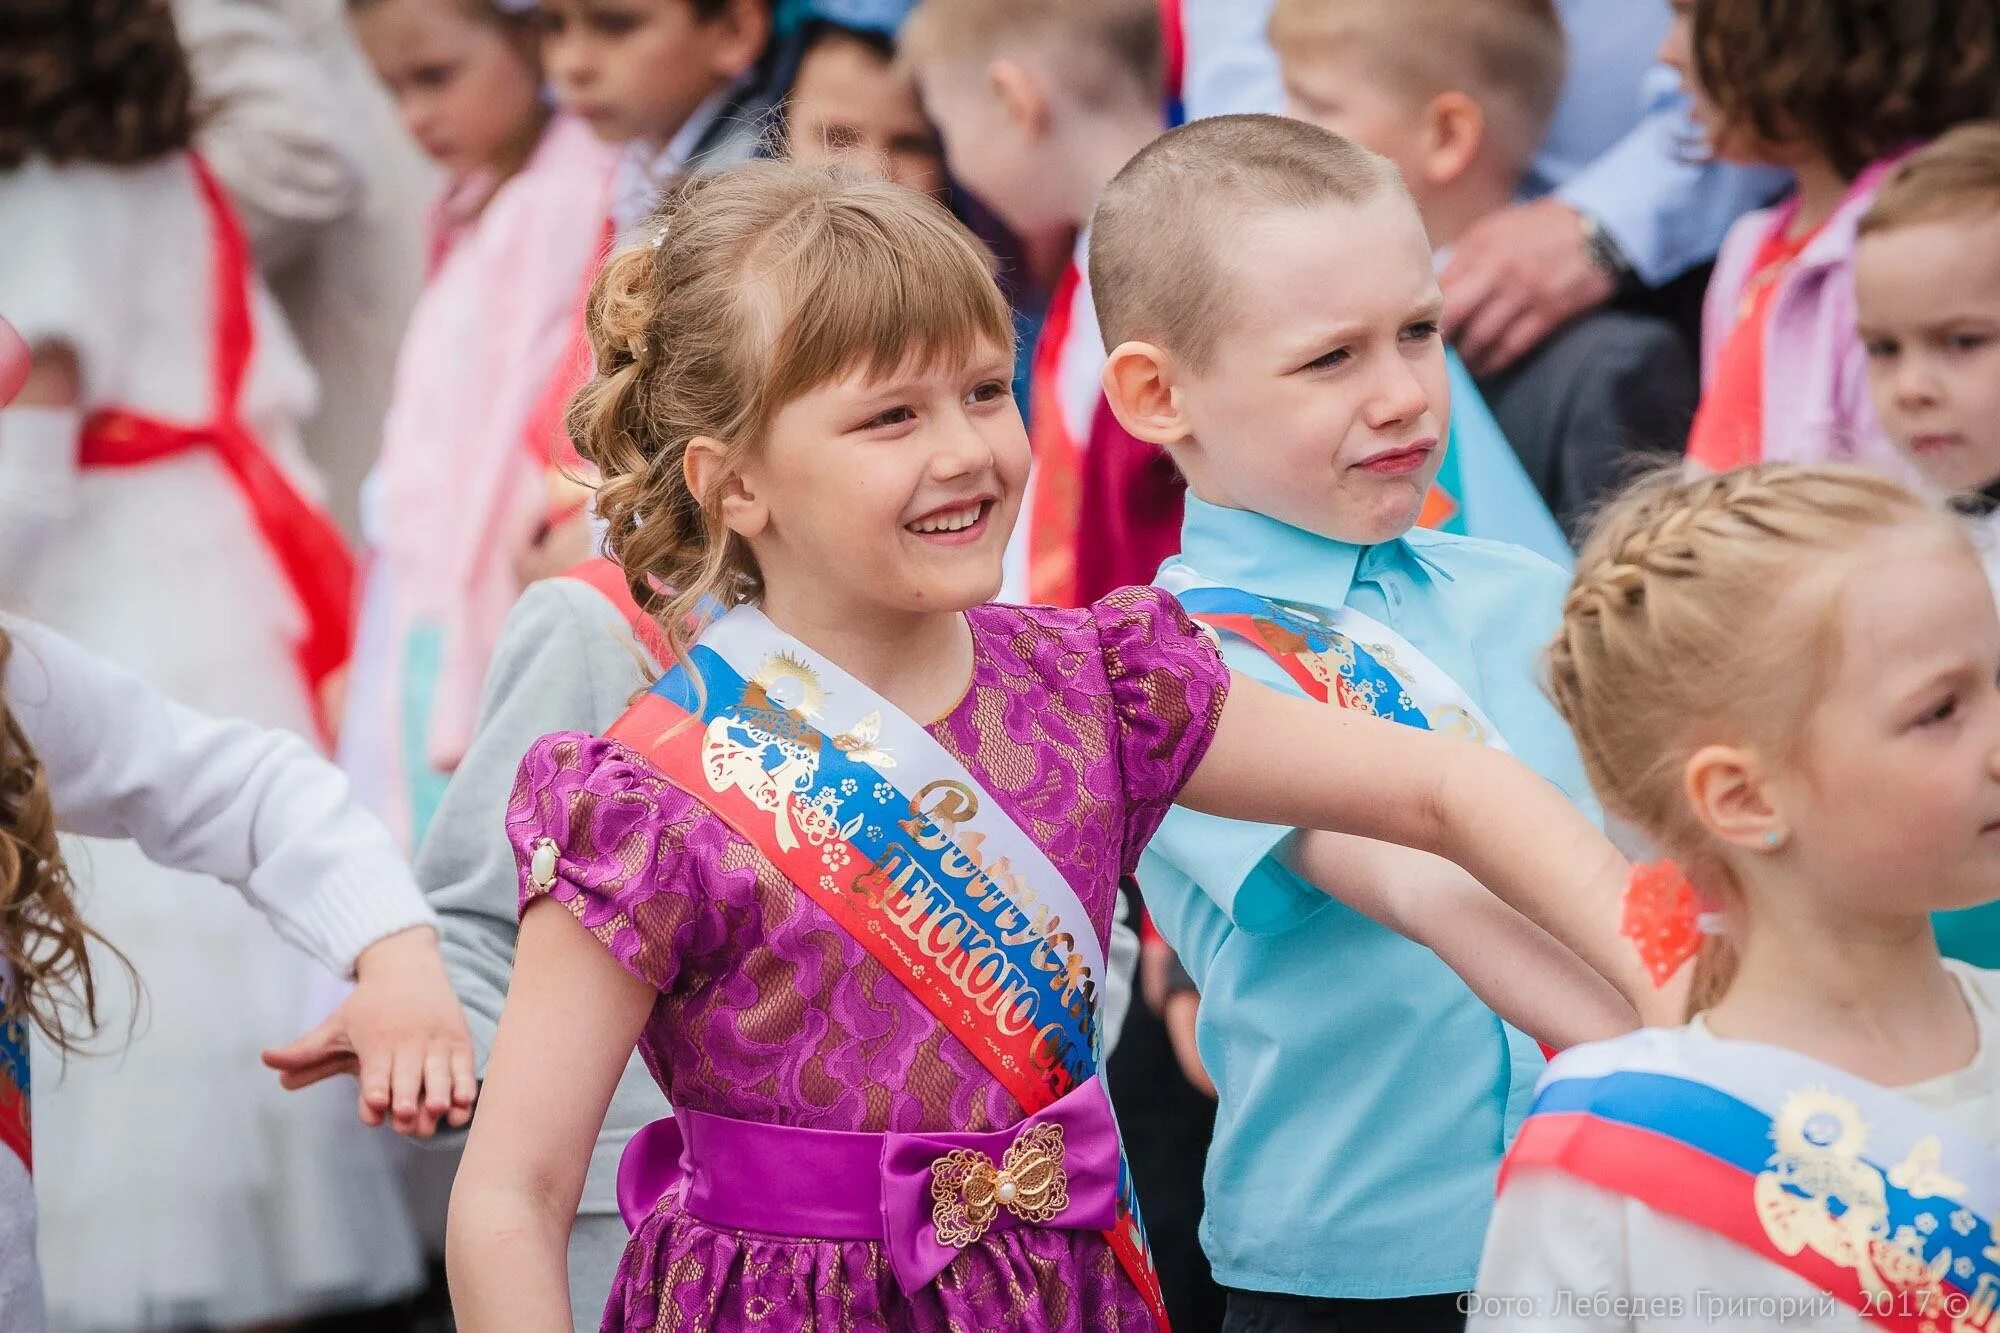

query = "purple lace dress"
(509, 588), (1229, 1332)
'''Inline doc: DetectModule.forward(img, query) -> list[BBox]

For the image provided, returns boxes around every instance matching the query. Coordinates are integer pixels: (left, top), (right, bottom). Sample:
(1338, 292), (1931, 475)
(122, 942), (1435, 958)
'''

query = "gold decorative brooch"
(929, 1122), (1069, 1249)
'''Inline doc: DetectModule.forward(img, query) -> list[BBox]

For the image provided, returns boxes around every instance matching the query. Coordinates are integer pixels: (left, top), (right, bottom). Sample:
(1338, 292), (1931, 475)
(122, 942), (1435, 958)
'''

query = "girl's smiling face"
(714, 339), (1029, 621)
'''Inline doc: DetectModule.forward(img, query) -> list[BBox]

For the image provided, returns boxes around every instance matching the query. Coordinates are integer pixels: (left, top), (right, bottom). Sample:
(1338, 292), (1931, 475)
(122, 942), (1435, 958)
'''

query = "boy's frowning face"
(1171, 193), (1451, 546)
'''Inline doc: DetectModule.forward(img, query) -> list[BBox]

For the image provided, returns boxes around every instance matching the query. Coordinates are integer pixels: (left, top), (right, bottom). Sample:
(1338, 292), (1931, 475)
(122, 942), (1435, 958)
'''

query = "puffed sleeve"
(509, 731), (735, 994)
(1091, 586), (1231, 870)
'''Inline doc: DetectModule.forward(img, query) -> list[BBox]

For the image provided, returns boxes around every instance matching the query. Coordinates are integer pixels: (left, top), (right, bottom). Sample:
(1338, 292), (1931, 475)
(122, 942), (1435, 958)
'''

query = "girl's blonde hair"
(566, 160), (1016, 666)
(0, 626), (124, 1053)
(1546, 464), (1964, 1010)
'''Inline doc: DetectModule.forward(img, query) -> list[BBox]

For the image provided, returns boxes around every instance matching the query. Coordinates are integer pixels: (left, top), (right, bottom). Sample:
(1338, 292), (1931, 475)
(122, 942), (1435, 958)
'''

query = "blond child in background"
(1473, 465), (2000, 1331)
(900, 0), (1174, 606)
(1270, 0), (1698, 539)
(1854, 121), (2000, 970)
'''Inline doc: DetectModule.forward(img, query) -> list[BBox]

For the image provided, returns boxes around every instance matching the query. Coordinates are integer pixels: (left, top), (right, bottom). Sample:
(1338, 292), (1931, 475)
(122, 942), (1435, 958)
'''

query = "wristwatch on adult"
(1578, 209), (1637, 293)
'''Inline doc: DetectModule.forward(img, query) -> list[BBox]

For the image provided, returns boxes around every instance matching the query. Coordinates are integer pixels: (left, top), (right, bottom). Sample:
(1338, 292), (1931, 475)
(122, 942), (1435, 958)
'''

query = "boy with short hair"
(1270, 0), (1697, 537)
(1093, 113), (1664, 1332)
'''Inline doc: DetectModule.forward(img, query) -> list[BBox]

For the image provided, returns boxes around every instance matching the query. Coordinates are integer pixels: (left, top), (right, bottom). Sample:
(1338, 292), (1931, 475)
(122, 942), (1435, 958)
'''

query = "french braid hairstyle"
(1545, 464), (1962, 1014)
(0, 625), (127, 1052)
(564, 159), (1015, 671)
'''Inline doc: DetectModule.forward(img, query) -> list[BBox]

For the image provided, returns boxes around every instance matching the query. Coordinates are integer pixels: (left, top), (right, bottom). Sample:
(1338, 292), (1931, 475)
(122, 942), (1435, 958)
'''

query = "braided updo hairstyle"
(1546, 464), (1965, 1010)
(565, 160), (1015, 668)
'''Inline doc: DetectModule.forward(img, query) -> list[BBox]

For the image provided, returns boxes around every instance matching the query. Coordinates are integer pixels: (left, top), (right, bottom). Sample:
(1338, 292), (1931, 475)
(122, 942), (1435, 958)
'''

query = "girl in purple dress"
(445, 161), (1630, 1332)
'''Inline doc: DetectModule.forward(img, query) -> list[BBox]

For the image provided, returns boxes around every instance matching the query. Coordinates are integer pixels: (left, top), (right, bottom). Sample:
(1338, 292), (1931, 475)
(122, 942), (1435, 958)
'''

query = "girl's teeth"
(910, 505), (981, 534)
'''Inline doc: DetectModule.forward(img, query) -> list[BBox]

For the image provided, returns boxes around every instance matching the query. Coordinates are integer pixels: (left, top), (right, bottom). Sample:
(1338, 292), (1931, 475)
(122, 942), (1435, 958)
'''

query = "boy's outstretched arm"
(1286, 830), (1640, 1046)
(1180, 673), (1687, 1025)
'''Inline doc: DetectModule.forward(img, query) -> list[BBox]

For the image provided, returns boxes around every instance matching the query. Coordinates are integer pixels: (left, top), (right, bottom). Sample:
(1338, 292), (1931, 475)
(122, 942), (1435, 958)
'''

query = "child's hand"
(262, 925), (478, 1137)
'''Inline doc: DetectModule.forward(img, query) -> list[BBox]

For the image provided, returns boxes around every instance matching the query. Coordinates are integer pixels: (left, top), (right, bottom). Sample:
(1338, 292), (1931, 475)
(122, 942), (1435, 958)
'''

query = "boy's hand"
(262, 925), (478, 1137)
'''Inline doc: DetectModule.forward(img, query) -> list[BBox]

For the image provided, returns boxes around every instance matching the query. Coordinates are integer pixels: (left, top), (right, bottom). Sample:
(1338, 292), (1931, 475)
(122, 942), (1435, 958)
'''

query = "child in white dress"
(1471, 464), (2000, 1332)
(0, 3), (430, 1324)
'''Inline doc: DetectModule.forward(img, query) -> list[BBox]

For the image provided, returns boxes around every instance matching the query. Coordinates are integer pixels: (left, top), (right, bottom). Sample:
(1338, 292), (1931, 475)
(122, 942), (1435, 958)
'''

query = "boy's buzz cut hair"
(1270, 0), (1566, 172)
(898, 0), (1162, 111)
(1090, 114), (1406, 370)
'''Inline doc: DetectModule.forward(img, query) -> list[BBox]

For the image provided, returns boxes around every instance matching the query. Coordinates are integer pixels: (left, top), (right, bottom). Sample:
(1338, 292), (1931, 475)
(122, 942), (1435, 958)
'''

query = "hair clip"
(1620, 859), (1705, 988)
(649, 223), (669, 250)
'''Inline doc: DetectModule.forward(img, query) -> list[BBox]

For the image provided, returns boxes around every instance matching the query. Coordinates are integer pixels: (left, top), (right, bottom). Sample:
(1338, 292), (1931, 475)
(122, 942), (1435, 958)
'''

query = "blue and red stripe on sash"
(1503, 1072), (2000, 1331)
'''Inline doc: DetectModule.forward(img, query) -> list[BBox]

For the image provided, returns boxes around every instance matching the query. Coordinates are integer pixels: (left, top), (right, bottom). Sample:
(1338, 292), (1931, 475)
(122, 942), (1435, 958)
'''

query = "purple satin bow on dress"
(616, 1077), (1122, 1293)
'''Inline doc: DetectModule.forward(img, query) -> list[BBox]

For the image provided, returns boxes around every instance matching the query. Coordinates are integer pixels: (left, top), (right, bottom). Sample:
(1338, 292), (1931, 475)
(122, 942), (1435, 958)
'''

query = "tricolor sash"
(0, 1008), (26, 1176)
(603, 605), (1167, 1327)
(1156, 567), (1512, 752)
(1503, 1028), (2000, 1331)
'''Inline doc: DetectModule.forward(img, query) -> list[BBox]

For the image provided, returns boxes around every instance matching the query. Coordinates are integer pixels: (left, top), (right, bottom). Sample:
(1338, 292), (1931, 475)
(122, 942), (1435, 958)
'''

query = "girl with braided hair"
(1472, 464), (2000, 1332)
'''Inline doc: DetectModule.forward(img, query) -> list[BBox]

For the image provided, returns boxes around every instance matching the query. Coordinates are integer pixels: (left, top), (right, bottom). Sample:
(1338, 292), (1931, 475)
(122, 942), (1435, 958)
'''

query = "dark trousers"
(1222, 1289), (1469, 1333)
(1107, 997), (1226, 1331)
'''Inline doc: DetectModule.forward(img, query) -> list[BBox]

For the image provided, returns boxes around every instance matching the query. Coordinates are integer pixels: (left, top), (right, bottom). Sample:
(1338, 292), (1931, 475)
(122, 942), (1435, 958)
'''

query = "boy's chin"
(1308, 484), (1433, 546)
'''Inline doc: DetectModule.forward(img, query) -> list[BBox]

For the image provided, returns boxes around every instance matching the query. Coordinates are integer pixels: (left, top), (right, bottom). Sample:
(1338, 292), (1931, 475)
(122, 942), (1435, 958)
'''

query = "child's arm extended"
(1285, 831), (1639, 1047)
(447, 899), (654, 1331)
(3, 614), (475, 1133)
(1181, 675), (1685, 1025)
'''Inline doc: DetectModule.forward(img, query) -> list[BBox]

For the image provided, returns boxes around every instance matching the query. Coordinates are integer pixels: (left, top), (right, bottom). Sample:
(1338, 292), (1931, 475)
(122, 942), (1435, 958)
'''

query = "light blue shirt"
(1180, 0), (1786, 285)
(1143, 497), (1599, 1298)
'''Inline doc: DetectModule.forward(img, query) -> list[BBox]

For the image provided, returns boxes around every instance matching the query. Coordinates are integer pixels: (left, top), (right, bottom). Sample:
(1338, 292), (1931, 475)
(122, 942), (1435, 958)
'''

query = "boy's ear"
(1101, 340), (1191, 448)
(686, 436), (767, 539)
(1420, 90), (1485, 189)
(1683, 743), (1787, 854)
(988, 58), (1052, 138)
(706, 0), (774, 81)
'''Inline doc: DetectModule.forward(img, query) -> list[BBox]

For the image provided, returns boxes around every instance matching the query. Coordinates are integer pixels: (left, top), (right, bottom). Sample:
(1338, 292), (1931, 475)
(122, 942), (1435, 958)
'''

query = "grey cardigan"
(418, 576), (665, 1217)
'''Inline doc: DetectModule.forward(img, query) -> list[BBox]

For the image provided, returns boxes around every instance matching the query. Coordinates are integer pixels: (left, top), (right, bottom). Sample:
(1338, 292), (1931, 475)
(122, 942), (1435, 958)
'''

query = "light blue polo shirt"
(1144, 496), (1599, 1300)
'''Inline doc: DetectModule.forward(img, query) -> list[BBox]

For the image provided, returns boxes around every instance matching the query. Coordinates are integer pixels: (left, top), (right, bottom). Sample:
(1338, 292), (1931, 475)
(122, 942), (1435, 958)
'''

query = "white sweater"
(0, 613), (435, 1333)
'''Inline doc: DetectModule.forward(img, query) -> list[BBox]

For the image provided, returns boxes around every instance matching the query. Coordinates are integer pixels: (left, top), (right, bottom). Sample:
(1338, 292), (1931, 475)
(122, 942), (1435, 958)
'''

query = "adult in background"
(1179, 0), (1786, 376)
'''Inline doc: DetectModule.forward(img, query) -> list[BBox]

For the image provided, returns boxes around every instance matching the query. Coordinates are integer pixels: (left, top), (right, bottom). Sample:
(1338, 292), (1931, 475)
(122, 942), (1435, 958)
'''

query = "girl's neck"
(1788, 153), (1854, 236)
(755, 586), (974, 725)
(1704, 889), (1975, 1087)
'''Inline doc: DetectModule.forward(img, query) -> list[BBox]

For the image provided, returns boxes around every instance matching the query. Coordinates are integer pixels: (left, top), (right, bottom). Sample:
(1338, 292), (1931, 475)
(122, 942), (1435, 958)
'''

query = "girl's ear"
(1683, 743), (1787, 853)
(685, 436), (767, 539)
(1100, 341), (1191, 448)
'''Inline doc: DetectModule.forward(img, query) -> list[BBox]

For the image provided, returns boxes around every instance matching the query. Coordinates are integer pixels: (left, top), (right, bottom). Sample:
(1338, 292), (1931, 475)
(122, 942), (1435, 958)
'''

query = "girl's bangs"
(763, 198), (1018, 403)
